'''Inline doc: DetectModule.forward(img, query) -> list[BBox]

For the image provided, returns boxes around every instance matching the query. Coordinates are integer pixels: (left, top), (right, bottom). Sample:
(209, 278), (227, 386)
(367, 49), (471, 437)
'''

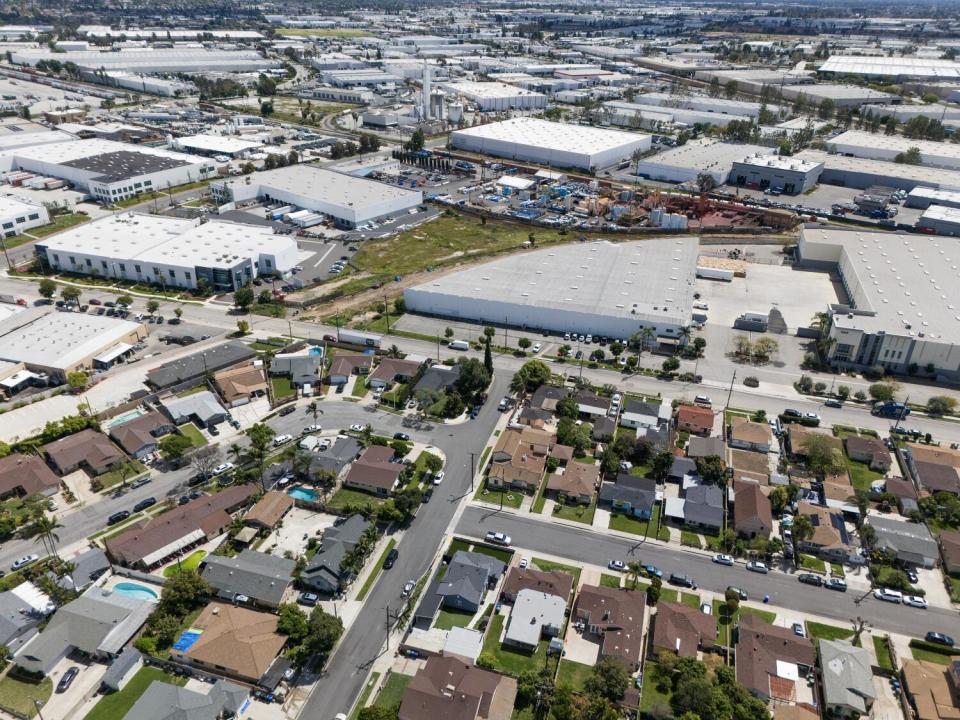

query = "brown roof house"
(735, 613), (815, 703)
(44, 428), (125, 476)
(729, 417), (774, 453)
(500, 567), (574, 604)
(367, 358), (421, 390)
(788, 425), (842, 461)
(545, 461), (599, 505)
(652, 600), (717, 657)
(244, 490), (294, 530)
(734, 481), (772, 540)
(901, 659), (960, 720)
(915, 462), (960, 496)
(573, 584), (646, 670)
(676, 404), (714, 436)
(214, 363), (267, 407)
(0, 453), (60, 499)
(172, 602), (286, 684)
(487, 427), (553, 493)
(108, 411), (176, 459)
(940, 531), (960, 576)
(796, 501), (856, 562)
(844, 436), (892, 473)
(399, 655), (517, 720)
(343, 445), (402, 497)
(106, 484), (257, 569)
(327, 354), (374, 386)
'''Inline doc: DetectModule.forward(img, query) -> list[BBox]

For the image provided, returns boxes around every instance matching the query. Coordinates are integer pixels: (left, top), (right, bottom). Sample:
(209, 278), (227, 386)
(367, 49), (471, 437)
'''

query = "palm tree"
(791, 514), (814, 565)
(31, 514), (63, 561)
(850, 616), (870, 645)
(229, 443), (244, 467)
(678, 325), (692, 348)
(307, 401), (320, 423)
(641, 326), (656, 352)
(626, 560), (643, 590)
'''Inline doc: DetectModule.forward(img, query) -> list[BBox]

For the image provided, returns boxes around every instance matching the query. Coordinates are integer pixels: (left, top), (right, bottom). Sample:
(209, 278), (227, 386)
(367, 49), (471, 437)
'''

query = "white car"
(485, 531), (511, 546)
(712, 553), (734, 566)
(746, 561), (769, 574)
(519, 557), (529, 569)
(349, 424), (366, 432)
(693, 301), (709, 310)
(273, 434), (293, 446)
(433, 471), (445, 485)
(608, 560), (626, 572)
(903, 595), (928, 609)
(11, 555), (38, 571)
(304, 424), (322, 433)
(532, 343), (542, 353)
(804, 412), (821, 422)
(873, 588), (904, 603)
(212, 462), (234, 475)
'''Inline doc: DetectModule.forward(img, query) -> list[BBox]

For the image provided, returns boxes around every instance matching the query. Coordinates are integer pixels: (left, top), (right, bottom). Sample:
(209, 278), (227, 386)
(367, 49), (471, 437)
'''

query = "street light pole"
(469, 451), (475, 492)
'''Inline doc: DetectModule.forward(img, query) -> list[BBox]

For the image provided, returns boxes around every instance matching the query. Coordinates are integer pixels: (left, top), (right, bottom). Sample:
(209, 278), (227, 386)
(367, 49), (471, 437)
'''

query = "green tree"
(584, 657), (629, 702)
(662, 357), (680, 373)
(455, 357), (491, 397)
(894, 146), (922, 164)
(511, 360), (552, 393)
(245, 423), (277, 491)
(800, 434), (845, 476)
(695, 455), (726, 485)
(927, 396), (956, 417)
(651, 450), (675, 483)
(791, 513), (814, 561)
(556, 394), (579, 419)
(696, 172), (717, 193)
(116, 294), (133, 307)
(174, 308), (183, 322)
(61, 286), (81, 305)
(66, 371), (89, 390)
(145, 299), (160, 316)
(277, 603), (309, 642)
(159, 433), (192, 462)
(233, 286), (255, 310)
(405, 129), (425, 152)
(37, 278), (56, 299)
(236, 320), (250, 335)
(307, 606), (343, 656)
(869, 382), (897, 403)
(483, 339), (493, 376)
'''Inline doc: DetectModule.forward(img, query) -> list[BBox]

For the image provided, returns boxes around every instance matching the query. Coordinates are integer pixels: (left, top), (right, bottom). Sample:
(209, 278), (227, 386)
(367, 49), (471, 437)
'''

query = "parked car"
(906, 568), (919, 584)
(746, 561), (769, 574)
(608, 560), (626, 572)
(393, 432), (410, 441)
(130, 477), (151, 489)
(433, 471), (445, 485)
(792, 623), (806, 637)
(903, 595), (928, 609)
(133, 497), (156, 513)
(824, 399), (843, 408)
(797, 573), (823, 587)
(304, 424), (322, 433)
(694, 395), (712, 406)
(712, 554), (734, 566)
(926, 631), (955, 647)
(726, 586), (748, 600)
(669, 573), (695, 588)
(56, 666), (79, 693)
(273, 434), (293, 446)
(643, 564), (663, 578)
(804, 412), (821, 422)
(278, 405), (296, 417)
(349, 424), (366, 432)
(11, 554), (38, 571)
(825, 578), (847, 592)
(298, 592), (319, 607)
(873, 588), (903, 603)
(211, 462), (234, 475)
(423, 488), (433, 503)
(107, 511), (131, 526)
(383, 548), (399, 570)
(485, 531), (511, 546)
(401, 580), (415, 596)
(783, 408), (802, 418)
(700, 602), (712, 615)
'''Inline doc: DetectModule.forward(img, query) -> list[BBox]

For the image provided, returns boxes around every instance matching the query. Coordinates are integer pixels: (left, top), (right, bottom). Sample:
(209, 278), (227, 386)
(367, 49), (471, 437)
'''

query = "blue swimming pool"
(106, 409), (147, 429)
(112, 581), (159, 601)
(288, 486), (319, 502)
(309, 347), (323, 356)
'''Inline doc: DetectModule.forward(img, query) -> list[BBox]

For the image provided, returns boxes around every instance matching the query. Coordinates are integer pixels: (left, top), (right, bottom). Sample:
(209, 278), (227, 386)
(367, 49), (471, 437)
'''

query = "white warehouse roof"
(443, 80), (547, 100)
(173, 135), (263, 155)
(820, 55), (960, 79)
(453, 117), (647, 157)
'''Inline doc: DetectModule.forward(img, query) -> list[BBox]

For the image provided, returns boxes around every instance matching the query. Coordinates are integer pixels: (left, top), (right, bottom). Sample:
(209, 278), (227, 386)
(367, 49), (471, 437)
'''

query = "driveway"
(265, 507), (337, 558)
(43, 655), (107, 720)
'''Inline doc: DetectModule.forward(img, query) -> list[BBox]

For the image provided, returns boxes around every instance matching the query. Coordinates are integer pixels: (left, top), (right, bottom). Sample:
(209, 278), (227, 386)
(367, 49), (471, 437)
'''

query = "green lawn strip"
(659, 588), (679, 604)
(28, 212), (90, 238)
(551, 496), (597, 524)
(84, 668), (185, 720)
(741, 606), (776, 624)
(112, 180), (210, 209)
(600, 573), (622, 589)
(176, 423), (207, 447)
(478, 446), (492, 469)
(532, 558), (581, 590)
(472, 545), (514, 564)
(89, 511), (146, 541)
(556, 659), (594, 692)
(162, 550), (207, 578)
(681, 592), (701, 609)
(271, 376), (295, 400)
(713, 600), (774, 646)
(873, 635), (895, 672)
(800, 554), (827, 573)
(609, 513), (651, 535)
(638, 661), (673, 715)
(327, 487), (386, 509)
(97, 460), (148, 490)
(531, 474), (549, 514)
(473, 480), (524, 509)
(680, 530), (703, 548)
(846, 458), (884, 493)
(435, 607), (476, 630)
(348, 671), (381, 720)
(356, 539), (397, 602)
(374, 672), (413, 710)
(629, 464), (652, 477)
(806, 621), (854, 642)
(830, 563), (846, 578)
(911, 646), (960, 665)
(0, 675), (51, 719)
(481, 614), (557, 677)
(873, 565), (921, 594)
(446, 538), (471, 557)
(351, 377), (370, 398)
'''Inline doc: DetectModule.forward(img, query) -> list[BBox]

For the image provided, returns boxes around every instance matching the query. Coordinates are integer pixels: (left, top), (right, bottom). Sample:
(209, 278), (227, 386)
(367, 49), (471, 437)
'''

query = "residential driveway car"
(44, 656), (107, 720)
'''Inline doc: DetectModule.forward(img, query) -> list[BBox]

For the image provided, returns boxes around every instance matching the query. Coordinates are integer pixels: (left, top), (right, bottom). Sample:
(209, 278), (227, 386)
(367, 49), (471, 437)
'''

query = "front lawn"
(85, 668), (185, 720)
(556, 660), (594, 692)
(846, 458), (884, 492)
(375, 672), (413, 710)
(435, 607), (475, 630)
(481, 614), (557, 677)
(271, 376), (295, 400)
(97, 460), (148, 490)
(552, 497), (596, 524)
(609, 504), (662, 538)
(328, 487), (386, 509)
(806, 621), (854, 643)
(351, 378), (370, 398)
(681, 592), (701, 609)
(714, 600), (775, 646)
(873, 635), (895, 672)
(472, 545), (514, 564)
(29, 212), (90, 238)
(177, 423), (207, 447)
(0, 675), (52, 720)
(911, 645), (960, 665)
(163, 550), (206, 578)
(600, 573), (622, 589)
(531, 558), (581, 591)
(473, 480), (524, 509)
(680, 530), (702, 548)
(800, 554), (827, 573)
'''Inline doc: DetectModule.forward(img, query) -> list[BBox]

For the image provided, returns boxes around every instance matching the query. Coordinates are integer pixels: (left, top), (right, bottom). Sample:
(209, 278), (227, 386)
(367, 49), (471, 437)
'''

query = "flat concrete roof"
(795, 149), (960, 189)
(820, 55), (960, 78)
(443, 81), (546, 99)
(246, 164), (422, 211)
(643, 138), (773, 173)
(451, 117), (649, 155)
(0, 310), (142, 369)
(733, 153), (823, 173)
(5, 138), (207, 170)
(830, 129), (960, 163)
(174, 135), (263, 154)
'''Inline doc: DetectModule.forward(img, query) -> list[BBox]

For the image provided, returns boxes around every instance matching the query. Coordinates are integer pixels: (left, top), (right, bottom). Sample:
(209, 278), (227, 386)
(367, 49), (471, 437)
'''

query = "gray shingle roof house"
(669, 456), (698, 482)
(868, 516), (940, 568)
(270, 354), (322, 387)
(102, 648), (143, 693)
(0, 585), (51, 657)
(503, 589), (566, 651)
(200, 550), (295, 608)
(121, 678), (248, 720)
(159, 391), (227, 428)
(414, 364), (461, 394)
(599, 474), (657, 519)
(301, 515), (372, 595)
(54, 547), (110, 592)
(310, 436), (362, 477)
(683, 484), (724, 531)
(820, 640), (876, 717)
(687, 436), (725, 459)
(437, 551), (506, 612)
(147, 342), (256, 389)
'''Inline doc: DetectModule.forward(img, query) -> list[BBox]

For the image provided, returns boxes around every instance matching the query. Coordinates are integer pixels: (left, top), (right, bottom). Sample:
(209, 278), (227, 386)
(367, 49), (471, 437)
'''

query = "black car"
(133, 497), (157, 513)
(668, 573), (695, 588)
(178, 495), (190, 506)
(906, 568), (919, 583)
(107, 510), (131, 525)
(56, 666), (79, 693)
(189, 490), (204, 499)
(208, 424), (220, 436)
(926, 631), (955, 647)
(279, 405), (296, 416)
(784, 408), (802, 418)
(335, 383), (345, 394)
(103, 301), (116, 308)
(383, 548), (399, 569)
(394, 432), (410, 441)
(423, 488), (433, 502)
(797, 573), (823, 587)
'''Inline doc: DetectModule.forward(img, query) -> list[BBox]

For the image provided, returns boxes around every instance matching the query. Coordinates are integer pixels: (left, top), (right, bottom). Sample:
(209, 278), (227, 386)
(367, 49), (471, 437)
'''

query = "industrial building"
(441, 81), (547, 111)
(450, 118), (650, 172)
(630, 93), (776, 120)
(604, 101), (753, 130)
(0, 139), (216, 202)
(798, 227), (960, 382)
(320, 69), (403, 87)
(210, 165), (422, 229)
(35, 214), (298, 291)
(793, 149), (960, 191)
(905, 187), (960, 210)
(306, 86), (375, 104)
(634, 138), (772, 185)
(170, 135), (263, 159)
(828, 130), (960, 171)
(0, 309), (147, 381)
(404, 238), (698, 341)
(779, 84), (897, 108)
(10, 48), (281, 75)
(0, 196), (49, 236)
(819, 55), (960, 81)
(729, 154), (824, 194)
(917, 205), (960, 235)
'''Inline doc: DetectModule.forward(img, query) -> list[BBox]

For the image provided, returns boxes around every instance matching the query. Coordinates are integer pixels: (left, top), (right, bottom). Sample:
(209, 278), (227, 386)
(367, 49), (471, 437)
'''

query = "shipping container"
(338, 329), (382, 348)
(696, 266), (734, 282)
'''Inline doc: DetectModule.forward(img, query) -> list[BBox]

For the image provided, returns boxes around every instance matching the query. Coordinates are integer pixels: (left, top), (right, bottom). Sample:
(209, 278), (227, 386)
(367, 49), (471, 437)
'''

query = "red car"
(323, 334), (336, 342)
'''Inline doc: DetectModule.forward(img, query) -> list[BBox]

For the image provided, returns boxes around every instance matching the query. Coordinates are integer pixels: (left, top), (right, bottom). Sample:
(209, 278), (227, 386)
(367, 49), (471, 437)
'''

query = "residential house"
(820, 640), (876, 718)
(54, 548), (109, 592)
(788, 426), (842, 462)
(687, 435), (725, 460)
(796, 502), (856, 563)
(120, 678), (248, 720)
(652, 600), (717, 657)
(679, 484), (724, 532)
(413, 364), (461, 394)
(173, 602), (286, 684)
(844, 436), (892, 473)
(676, 404), (714, 436)
(729, 417), (774, 453)
(939, 530), (960, 576)
(575, 390), (611, 419)
(108, 411), (176, 459)
(147, 342), (255, 389)
(200, 550), (295, 608)
(310, 436), (363, 478)
(573, 584), (646, 670)
(398, 655), (517, 720)
(620, 399), (670, 430)
(901, 659), (960, 720)
(159, 391), (227, 429)
(44, 429), (125, 476)
(669, 456), (698, 483)
(503, 589), (566, 652)
(0, 453), (60, 499)
(213, 363), (267, 407)
(106, 484), (257, 569)
(885, 477), (919, 515)
(487, 427), (550, 493)
(546, 461), (599, 505)
(0, 583), (54, 657)
(437, 551), (506, 613)
(519, 407), (552, 429)
(16, 586), (155, 676)
(529, 385), (570, 413)
(599, 474), (657, 519)
(913, 461), (960, 496)
(500, 567), (573, 604)
(102, 648), (143, 693)
(343, 445), (402, 497)
(301, 514), (372, 595)
(637, 424), (671, 453)
(269, 353), (322, 387)
(367, 358), (421, 390)
(822, 470), (856, 512)
(735, 613), (815, 702)
(243, 491), (294, 530)
(592, 417), (616, 442)
(327, 354), (373, 386)
(868, 516), (940, 568)
(734, 481), (772, 540)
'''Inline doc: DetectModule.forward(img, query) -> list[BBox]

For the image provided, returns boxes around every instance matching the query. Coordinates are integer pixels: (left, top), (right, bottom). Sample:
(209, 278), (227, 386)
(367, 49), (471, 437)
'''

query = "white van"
(873, 587), (903, 603)
(449, 340), (470, 351)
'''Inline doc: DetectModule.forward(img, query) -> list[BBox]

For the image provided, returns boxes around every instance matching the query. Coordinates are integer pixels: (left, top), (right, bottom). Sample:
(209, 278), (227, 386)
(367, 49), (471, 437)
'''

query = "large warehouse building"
(0, 196), (49, 237)
(793, 149), (960, 191)
(828, 130), (960, 171)
(729, 154), (824, 195)
(35, 214), (298, 291)
(404, 238), (698, 341)
(818, 55), (960, 81)
(10, 48), (281, 74)
(210, 165), (423, 229)
(635, 138), (773, 185)
(441, 81), (547, 111)
(450, 118), (651, 172)
(798, 227), (960, 382)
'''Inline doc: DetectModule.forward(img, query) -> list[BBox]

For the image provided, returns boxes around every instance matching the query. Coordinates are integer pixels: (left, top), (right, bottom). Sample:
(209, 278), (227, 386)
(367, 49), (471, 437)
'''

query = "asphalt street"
(455, 506), (960, 639)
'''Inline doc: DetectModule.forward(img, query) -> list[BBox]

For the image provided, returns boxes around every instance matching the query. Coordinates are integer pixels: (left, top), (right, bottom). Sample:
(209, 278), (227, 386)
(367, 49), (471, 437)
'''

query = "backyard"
(85, 668), (185, 720)
(271, 376), (295, 400)
(556, 660), (594, 692)
(328, 487), (386, 510)
(176, 423), (207, 447)
(163, 550), (207, 578)
(846, 458), (884, 493)
(435, 607), (475, 630)
(481, 614), (558, 677)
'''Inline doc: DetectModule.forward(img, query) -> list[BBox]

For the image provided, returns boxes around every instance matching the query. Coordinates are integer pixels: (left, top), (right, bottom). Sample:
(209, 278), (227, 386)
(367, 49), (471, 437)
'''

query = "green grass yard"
(176, 423), (207, 447)
(271, 376), (295, 400)
(531, 558), (581, 591)
(638, 661), (673, 716)
(162, 550), (206, 578)
(846, 458), (884, 493)
(28, 212), (90, 238)
(480, 614), (557, 677)
(714, 600), (775, 646)
(85, 668), (185, 720)
(608, 505), (661, 538)
(328, 487), (386, 510)
(435, 607), (475, 630)
(806, 621), (854, 643)
(375, 672), (413, 710)
(97, 460), (148, 490)
(473, 480), (524, 509)
(551, 496), (596, 524)
(351, 378), (370, 398)
(556, 660), (594, 692)
(600, 573), (622, 589)
(680, 530), (703, 548)
(911, 646), (960, 665)
(800, 554), (827, 573)
(0, 675), (51, 719)
(873, 635), (895, 672)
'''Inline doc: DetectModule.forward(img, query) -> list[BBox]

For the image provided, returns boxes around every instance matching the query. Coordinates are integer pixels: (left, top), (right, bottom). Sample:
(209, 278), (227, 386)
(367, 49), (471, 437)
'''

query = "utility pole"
(724, 369), (737, 411)
(383, 293), (390, 334)
(436, 334), (440, 363)
(469, 451), (475, 492)
(893, 395), (910, 434)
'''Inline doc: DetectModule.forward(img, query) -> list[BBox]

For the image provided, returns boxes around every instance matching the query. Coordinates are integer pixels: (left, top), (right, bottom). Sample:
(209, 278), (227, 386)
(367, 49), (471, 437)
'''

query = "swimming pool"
(106, 409), (147, 429)
(309, 347), (323, 357)
(112, 581), (159, 602)
(288, 486), (319, 503)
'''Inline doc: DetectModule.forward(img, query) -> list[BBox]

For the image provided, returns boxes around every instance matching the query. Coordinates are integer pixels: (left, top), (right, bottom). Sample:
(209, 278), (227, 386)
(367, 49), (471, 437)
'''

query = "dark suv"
(668, 573), (695, 588)
(107, 510), (131, 525)
(383, 548), (399, 570)
(797, 573), (823, 587)
(133, 497), (157, 513)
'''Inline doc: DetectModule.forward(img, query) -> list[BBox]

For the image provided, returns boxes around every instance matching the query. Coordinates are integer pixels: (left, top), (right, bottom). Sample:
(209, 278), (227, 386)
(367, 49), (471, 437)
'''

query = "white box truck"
(449, 340), (470, 351)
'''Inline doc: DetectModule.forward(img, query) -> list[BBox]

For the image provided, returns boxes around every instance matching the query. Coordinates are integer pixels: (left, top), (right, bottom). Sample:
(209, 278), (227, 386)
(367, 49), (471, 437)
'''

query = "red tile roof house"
(675, 404), (714, 436)
(43, 428), (126, 476)
(734, 481), (773, 540)
(0, 453), (60, 500)
(343, 445), (402, 497)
